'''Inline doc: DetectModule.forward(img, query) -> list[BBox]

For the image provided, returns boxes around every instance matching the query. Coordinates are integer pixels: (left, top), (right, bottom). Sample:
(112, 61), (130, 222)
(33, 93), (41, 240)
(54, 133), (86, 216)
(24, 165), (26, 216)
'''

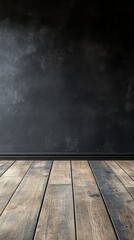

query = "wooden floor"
(0, 160), (134, 240)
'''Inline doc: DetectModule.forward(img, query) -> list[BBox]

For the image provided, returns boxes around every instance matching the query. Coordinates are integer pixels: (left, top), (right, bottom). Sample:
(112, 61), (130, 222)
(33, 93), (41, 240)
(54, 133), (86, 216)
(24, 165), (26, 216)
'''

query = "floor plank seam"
(106, 161), (134, 199)
(0, 160), (133, 240)
(32, 160), (53, 240)
(70, 161), (77, 240)
(88, 161), (119, 240)
(0, 161), (33, 216)
(0, 161), (16, 177)
(115, 161), (134, 181)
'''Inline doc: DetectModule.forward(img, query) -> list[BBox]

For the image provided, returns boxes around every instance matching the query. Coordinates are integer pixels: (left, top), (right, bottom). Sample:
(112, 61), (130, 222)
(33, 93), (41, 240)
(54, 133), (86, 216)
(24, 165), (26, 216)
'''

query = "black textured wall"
(0, 0), (134, 153)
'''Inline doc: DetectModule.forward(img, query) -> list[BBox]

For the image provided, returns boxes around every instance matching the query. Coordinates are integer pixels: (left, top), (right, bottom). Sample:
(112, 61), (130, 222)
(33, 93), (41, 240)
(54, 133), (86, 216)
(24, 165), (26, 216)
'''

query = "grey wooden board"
(89, 161), (134, 240)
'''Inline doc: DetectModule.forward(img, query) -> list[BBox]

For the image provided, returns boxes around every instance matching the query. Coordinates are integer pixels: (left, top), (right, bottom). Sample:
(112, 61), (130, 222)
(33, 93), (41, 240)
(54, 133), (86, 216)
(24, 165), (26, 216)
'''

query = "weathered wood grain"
(106, 161), (134, 198)
(3, 161), (32, 177)
(0, 160), (134, 240)
(0, 161), (32, 215)
(0, 161), (52, 240)
(34, 161), (75, 240)
(72, 161), (117, 240)
(115, 161), (134, 180)
(0, 161), (15, 177)
(89, 161), (134, 240)
(49, 161), (71, 184)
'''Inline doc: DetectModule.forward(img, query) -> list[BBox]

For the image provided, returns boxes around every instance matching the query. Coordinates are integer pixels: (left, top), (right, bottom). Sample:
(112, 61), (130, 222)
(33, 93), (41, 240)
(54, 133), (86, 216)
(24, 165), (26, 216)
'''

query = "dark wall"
(0, 0), (134, 153)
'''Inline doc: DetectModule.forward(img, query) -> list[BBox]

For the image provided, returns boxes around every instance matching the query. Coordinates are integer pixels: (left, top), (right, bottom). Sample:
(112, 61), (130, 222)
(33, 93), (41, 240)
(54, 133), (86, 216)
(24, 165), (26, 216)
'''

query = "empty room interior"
(0, 0), (134, 239)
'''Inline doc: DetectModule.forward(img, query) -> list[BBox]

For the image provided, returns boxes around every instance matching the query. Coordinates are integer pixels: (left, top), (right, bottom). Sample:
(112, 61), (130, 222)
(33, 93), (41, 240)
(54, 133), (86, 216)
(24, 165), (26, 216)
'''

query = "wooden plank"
(34, 161), (75, 240)
(0, 161), (52, 240)
(72, 161), (116, 240)
(115, 161), (134, 180)
(0, 161), (15, 176)
(0, 161), (32, 215)
(49, 161), (71, 184)
(26, 161), (52, 177)
(89, 161), (134, 240)
(106, 161), (134, 198)
(4, 161), (33, 177)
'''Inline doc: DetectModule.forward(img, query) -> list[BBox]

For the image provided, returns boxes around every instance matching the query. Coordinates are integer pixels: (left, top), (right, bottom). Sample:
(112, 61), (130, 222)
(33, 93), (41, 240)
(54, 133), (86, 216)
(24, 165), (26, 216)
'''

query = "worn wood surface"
(72, 161), (116, 240)
(0, 161), (32, 215)
(106, 161), (134, 198)
(0, 160), (134, 240)
(115, 161), (134, 180)
(0, 161), (52, 240)
(34, 161), (75, 240)
(0, 161), (15, 176)
(89, 161), (134, 240)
